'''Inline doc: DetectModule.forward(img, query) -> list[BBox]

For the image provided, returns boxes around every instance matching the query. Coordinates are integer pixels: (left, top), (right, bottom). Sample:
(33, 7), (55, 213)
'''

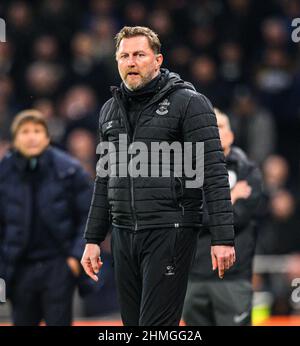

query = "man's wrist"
(85, 238), (101, 245)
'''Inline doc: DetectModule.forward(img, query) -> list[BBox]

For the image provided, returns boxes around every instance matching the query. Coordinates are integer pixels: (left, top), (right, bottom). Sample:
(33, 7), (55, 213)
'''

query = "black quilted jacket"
(84, 69), (234, 245)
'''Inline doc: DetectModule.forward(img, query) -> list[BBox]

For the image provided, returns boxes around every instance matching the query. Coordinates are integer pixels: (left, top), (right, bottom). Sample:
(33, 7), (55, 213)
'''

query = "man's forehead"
(18, 122), (46, 130)
(118, 36), (152, 52)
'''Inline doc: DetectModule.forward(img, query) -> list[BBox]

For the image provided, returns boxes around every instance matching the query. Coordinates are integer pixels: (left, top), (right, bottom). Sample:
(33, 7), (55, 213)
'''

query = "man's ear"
(155, 54), (163, 70)
(229, 131), (235, 146)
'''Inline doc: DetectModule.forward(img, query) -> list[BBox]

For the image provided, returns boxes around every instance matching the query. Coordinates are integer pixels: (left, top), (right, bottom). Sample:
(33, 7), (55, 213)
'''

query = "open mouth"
(127, 72), (139, 76)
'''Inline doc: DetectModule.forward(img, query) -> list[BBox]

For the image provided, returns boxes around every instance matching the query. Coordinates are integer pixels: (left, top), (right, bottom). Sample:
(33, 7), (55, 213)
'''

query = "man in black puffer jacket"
(81, 26), (236, 326)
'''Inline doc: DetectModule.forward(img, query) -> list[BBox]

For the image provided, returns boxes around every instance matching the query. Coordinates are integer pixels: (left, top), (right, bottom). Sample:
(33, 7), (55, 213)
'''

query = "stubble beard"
(124, 71), (156, 91)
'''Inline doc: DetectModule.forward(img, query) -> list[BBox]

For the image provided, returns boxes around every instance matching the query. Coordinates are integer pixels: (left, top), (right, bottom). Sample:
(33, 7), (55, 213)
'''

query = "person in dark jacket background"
(183, 108), (262, 326)
(81, 26), (236, 326)
(0, 110), (92, 326)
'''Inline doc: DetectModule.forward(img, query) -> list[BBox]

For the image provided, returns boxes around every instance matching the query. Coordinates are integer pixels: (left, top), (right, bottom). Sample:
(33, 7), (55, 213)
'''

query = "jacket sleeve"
(69, 166), (93, 259)
(84, 106), (111, 244)
(233, 165), (262, 231)
(182, 92), (234, 245)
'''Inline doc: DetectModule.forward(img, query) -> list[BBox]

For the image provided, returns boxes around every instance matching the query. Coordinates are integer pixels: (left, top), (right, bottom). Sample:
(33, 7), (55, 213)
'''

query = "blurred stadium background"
(1, 0), (300, 326)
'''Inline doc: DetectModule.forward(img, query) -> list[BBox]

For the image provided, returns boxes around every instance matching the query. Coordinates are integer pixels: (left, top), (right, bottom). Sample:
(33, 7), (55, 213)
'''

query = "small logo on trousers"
(165, 265), (175, 276)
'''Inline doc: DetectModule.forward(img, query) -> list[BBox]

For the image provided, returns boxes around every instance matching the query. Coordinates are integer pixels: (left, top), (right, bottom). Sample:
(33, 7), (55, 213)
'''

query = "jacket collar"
(12, 146), (76, 179)
(13, 146), (52, 174)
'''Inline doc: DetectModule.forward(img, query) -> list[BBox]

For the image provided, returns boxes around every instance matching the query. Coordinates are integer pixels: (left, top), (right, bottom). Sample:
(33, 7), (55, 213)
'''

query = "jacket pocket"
(165, 227), (183, 276)
(171, 174), (185, 214)
(170, 226), (183, 261)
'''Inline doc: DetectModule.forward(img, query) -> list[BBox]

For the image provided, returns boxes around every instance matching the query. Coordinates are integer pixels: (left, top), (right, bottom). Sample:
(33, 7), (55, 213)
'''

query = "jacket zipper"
(177, 177), (185, 216)
(113, 88), (173, 232)
(113, 90), (140, 232)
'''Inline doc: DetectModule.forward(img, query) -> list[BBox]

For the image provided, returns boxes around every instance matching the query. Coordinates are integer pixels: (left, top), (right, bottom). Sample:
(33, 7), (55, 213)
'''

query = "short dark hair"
(115, 26), (161, 54)
(11, 109), (49, 139)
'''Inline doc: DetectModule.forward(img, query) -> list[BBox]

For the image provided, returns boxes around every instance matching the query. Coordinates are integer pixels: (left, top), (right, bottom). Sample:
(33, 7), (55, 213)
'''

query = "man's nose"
(127, 55), (136, 67)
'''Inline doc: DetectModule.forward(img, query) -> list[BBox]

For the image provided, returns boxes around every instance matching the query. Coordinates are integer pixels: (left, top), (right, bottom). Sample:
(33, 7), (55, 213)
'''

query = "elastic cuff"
(211, 239), (235, 246)
(85, 238), (101, 245)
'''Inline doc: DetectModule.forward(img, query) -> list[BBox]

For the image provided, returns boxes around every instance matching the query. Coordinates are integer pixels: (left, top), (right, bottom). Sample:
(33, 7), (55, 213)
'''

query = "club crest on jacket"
(156, 98), (170, 115)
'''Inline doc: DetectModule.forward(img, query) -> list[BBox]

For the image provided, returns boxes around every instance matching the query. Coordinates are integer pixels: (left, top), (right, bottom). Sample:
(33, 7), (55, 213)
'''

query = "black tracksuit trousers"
(111, 225), (198, 326)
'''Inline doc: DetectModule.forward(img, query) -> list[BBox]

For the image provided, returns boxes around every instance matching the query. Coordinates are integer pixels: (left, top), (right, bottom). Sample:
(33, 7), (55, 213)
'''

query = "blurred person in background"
(123, 1), (147, 27)
(168, 44), (193, 81)
(188, 24), (217, 56)
(0, 76), (18, 152)
(65, 128), (120, 318)
(0, 41), (14, 75)
(262, 155), (291, 193)
(60, 84), (99, 140)
(190, 55), (230, 109)
(37, 0), (81, 47)
(0, 110), (92, 325)
(31, 35), (61, 64)
(33, 98), (66, 145)
(254, 152), (300, 315)
(66, 128), (96, 178)
(183, 109), (262, 326)
(255, 188), (300, 315)
(229, 86), (276, 165)
(68, 32), (116, 103)
(256, 155), (296, 255)
(218, 41), (245, 87)
(24, 61), (64, 101)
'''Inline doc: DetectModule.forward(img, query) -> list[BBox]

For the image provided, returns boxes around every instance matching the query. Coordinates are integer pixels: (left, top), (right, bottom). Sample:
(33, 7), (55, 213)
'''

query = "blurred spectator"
(190, 55), (231, 109)
(123, 2), (147, 27)
(6, 1), (35, 66)
(229, 86), (276, 164)
(263, 155), (290, 193)
(89, 0), (116, 18)
(0, 76), (16, 141)
(169, 45), (193, 80)
(0, 41), (14, 75)
(33, 98), (65, 144)
(66, 128), (96, 178)
(188, 24), (217, 56)
(148, 9), (174, 56)
(254, 186), (300, 315)
(25, 61), (64, 100)
(256, 155), (293, 255)
(70, 32), (95, 78)
(68, 32), (114, 103)
(256, 189), (300, 255)
(60, 85), (99, 140)
(90, 17), (116, 62)
(32, 35), (60, 63)
(38, 0), (81, 46)
(219, 41), (245, 85)
(261, 18), (290, 50)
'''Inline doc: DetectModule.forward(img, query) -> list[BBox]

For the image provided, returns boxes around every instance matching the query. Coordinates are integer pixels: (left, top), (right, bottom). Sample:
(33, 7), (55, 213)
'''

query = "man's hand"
(66, 257), (81, 277)
(231, 180), (252, 204)
(211, 245), (236, 279)
(80, 244), (103, 282)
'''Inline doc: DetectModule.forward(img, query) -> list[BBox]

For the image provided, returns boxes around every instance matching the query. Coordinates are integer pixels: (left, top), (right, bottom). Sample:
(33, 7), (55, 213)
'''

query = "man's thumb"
(211, 253), (218, 271)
